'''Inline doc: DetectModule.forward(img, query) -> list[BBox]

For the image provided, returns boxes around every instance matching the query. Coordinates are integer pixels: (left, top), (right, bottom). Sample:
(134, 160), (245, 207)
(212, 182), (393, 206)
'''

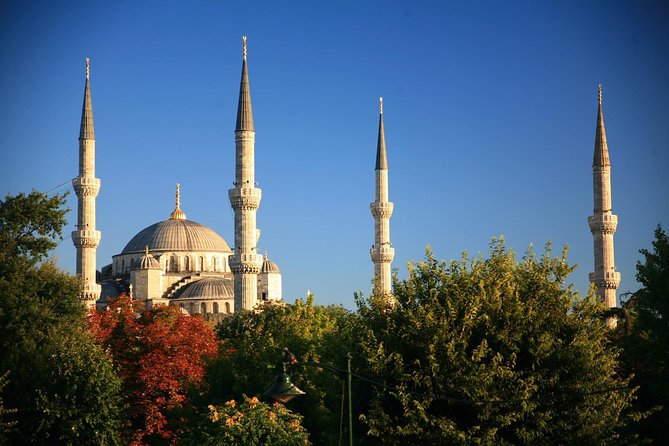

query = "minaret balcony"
(228, 187), (262, 210)
(589, 271), (621, 289)
(370, 202), (394, 219)
(370, 244), (395, 263)
(72, 177), (101, 197)
(72, 230), (101, 248)
(588, 214), (618, 234)
(229, 253), (263, 274)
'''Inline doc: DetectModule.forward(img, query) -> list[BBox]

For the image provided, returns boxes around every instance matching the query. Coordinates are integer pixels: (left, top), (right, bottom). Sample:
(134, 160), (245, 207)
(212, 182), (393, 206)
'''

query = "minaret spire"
(370, 96), (395, 296)
(588, 84), (620, 325)
(229, 36), (263, 311)
(169, 182), (187, 220)
(72, 57), (102, 307)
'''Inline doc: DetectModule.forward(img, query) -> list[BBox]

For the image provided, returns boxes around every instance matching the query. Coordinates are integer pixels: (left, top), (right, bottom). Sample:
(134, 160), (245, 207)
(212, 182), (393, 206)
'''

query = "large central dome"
(121, 219), (231, 254)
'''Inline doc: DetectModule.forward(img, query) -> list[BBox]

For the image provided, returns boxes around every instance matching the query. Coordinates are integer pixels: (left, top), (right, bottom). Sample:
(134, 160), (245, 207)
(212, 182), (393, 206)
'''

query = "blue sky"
(1, 1), (667, 309)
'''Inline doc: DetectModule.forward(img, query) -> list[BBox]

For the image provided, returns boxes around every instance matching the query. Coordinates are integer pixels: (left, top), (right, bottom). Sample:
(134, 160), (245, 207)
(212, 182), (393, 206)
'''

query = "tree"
(619, 225), (669, 441)
(0, 191), (125, 445)
(89, 295), (219, 445)
(0, 191), (68, 270)
(207, 296), (358, 446)
(181, 395), (310, 445)
(356, 241), (638, 445)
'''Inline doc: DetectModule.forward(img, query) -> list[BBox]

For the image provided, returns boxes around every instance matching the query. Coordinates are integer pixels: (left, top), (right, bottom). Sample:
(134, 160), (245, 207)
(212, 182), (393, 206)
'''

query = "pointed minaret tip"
(86, 57), (90, 80)
(375, 96), (388, 170)
(243, 35), (247, 60)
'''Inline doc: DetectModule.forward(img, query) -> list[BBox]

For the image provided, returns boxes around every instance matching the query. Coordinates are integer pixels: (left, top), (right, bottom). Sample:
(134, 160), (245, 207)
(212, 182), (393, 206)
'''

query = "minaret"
(370, 97), (395, 295)
(72, 57), (102, 307)
(228, 36), (263, 311)
(588, 84), (621, 314)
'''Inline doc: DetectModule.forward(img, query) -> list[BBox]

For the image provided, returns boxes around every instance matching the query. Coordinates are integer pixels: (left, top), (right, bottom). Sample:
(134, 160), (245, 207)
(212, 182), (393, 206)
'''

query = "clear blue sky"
(1, 1), (667, 309)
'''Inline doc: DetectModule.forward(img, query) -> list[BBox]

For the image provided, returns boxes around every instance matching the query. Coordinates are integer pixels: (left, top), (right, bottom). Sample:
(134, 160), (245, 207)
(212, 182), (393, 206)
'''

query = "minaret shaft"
(229, 37), (262, 312)
(588, 86), (620, 312)
(72, 58), (101, 307)
(370, 98), (394, 295)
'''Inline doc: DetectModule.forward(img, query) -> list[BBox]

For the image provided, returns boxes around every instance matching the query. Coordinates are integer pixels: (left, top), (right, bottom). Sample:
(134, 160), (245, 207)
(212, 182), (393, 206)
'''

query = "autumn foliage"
(89, 295), (219, 445)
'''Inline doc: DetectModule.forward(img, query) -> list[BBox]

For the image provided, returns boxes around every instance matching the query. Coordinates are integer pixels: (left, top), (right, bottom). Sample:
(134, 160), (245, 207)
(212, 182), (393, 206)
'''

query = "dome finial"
(598, 83), (603, 106)
(243, 35), (247, 60)
(169, 182), (187, 220)
(145, 244), (149, 256)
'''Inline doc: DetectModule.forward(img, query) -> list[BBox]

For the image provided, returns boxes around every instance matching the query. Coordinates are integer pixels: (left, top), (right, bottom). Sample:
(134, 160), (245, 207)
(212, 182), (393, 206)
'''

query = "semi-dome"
(174, 277), (234, 300)
(121, 219), (231, 254)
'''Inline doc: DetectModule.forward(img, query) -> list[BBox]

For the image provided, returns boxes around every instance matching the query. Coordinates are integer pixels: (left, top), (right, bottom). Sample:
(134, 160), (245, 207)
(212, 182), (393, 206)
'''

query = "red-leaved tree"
(89, 295), (219, 445)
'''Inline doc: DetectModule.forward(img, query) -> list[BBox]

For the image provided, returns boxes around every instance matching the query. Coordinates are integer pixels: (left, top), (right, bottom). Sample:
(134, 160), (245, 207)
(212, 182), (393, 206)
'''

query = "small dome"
(261, 256), (280, 274)
(173, 277), (234, 300)
(121, 219), (231, 254)
(139, 252), (161, 269)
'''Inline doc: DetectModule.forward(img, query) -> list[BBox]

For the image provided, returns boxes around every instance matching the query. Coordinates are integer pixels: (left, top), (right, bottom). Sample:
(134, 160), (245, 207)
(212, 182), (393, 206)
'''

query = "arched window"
(225, 302), (231, 314)
(262, 292), (267, 301)
(213, 302), (219, 314)
(170, 255), (178, 272)
(184, 256), (190, 272)
(189, 302), (195, 314)
(164, 260), (168, 272)
(121, 259), (125, 273)
(200, 302), (206, 314)
(212, 257), (217, 271)
(199, 256), (205, 271)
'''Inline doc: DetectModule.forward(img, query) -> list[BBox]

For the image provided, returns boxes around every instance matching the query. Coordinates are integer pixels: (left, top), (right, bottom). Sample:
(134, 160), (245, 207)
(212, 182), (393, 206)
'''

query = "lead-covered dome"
(121, 219), (231, 254)
(174, 277), (234, 300)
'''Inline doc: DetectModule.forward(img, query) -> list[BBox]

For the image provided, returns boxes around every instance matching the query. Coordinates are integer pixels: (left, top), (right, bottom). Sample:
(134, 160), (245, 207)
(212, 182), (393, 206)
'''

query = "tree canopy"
(356, 241), (638, 445)
(0, 191), (124, 445)
(619, 225), (669, 442)
(89, 294), (219, 445)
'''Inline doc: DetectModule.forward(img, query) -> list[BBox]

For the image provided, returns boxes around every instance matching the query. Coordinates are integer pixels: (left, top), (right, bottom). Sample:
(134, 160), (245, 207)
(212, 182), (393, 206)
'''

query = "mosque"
(70, 37), (620, 318)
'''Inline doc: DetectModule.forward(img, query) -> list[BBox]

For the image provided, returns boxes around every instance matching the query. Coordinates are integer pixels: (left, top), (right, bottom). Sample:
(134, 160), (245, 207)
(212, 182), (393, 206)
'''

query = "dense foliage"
(89, 295), (219, 445)
(183, 396), (310, 445)
(619, 225), (669, 442)
(356, 241), (638, 445)
(0, 191), (124, 445)
(208, 297), (358, 446)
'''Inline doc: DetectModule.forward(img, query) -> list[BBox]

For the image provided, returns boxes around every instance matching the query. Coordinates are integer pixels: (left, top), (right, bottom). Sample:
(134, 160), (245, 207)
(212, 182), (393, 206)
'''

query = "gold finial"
(169, 182), (187, 220)
(129, 283), (133, 297)
(145, 244), (149, 256)
(243, 35), (247, 60)
(379, 96), (383, 114)
(598, 83), (602, 105)
(85, 57), (90, 80)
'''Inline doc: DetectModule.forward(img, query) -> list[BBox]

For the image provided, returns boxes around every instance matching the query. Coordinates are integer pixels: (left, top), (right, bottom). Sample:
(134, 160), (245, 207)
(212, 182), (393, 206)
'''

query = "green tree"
(206, 297), (358, 446)
(182, 395), (310, 445)
(356, 241), (638, 445)
(619, 225), (669, 441)
(0, 191), (125, 445)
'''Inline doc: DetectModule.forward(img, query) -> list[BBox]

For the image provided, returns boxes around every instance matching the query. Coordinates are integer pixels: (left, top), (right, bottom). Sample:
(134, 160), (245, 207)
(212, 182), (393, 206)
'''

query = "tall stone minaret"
(370, 97), (395, 295)
(588, 84), (621, 313)
(228, 36), (263, 311)
(72, 57), (101, 307)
